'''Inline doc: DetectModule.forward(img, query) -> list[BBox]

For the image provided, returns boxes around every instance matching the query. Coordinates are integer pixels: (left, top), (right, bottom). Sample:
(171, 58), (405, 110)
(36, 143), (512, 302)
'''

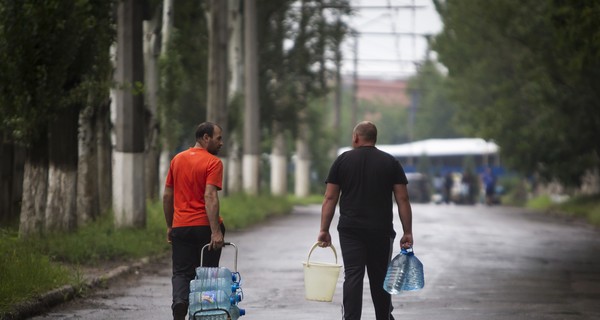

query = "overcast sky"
(341, 0), (443, 79)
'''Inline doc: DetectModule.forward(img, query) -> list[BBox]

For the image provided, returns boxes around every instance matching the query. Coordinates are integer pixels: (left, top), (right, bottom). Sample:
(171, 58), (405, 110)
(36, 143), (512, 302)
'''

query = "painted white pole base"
(113, 151), (146, 228)
(242, 154), (260, 195)
(270, 154), (287, 196)
(295, 158), (310, 198)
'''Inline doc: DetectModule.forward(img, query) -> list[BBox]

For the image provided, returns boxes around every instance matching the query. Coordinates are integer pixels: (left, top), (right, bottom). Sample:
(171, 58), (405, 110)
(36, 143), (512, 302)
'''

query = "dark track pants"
(339, 227), (395, 320)
(171, 224), (225, 309)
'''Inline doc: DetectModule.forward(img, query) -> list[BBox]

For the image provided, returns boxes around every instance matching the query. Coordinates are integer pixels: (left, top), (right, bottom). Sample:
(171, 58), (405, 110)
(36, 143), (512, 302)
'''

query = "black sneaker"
(173, 302), (188, 320)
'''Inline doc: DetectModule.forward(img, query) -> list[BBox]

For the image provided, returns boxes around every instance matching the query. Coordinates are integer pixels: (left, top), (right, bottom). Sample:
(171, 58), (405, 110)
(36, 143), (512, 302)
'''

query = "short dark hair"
(195, 122), (217, 140)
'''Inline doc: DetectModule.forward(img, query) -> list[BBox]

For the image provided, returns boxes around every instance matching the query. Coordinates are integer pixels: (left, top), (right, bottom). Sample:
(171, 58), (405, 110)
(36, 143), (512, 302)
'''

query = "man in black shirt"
(318, 121), (413, 320)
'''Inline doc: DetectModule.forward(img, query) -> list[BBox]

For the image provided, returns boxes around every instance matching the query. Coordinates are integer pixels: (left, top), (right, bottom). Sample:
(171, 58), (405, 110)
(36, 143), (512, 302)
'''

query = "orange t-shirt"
(165, 147), (223, 227)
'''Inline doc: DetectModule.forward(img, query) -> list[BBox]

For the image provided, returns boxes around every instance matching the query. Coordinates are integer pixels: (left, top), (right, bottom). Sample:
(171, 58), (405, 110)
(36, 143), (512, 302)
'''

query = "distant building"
(350, 77), (410, 106)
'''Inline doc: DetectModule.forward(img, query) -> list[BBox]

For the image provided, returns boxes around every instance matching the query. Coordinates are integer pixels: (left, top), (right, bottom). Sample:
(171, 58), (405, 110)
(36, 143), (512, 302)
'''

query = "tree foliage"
(0, 0), (114, 145)
(408, 60), (461, 140)
(158, 0), (209, 150)
(256, 0), (352, 138)
(433, 0), (600, 186)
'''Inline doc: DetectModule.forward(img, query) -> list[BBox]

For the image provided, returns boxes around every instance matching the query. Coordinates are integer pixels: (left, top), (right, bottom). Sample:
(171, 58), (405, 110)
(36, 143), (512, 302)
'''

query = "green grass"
(221, 193), (293, 230)
(287, 194), (324, 206)
(0, 230), (74, 312)
(526, 193), (600, 227)
(555, 194), (600, 226)
(0, 194), (299, 314)
(526, 195), (553, 210)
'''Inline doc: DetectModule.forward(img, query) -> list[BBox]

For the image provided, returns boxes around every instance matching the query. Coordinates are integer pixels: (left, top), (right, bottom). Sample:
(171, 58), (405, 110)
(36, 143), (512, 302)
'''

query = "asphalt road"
(31, 203), (600, 320)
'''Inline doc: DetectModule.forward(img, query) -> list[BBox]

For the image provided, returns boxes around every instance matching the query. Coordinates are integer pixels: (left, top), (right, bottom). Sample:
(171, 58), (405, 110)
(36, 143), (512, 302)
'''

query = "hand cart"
(189, 242), (245, 320)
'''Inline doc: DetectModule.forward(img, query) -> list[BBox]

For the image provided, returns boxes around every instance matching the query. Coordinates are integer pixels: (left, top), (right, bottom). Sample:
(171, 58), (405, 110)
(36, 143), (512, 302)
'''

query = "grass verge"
(527, 193), (600, 227)
(0, 194), (297, 315)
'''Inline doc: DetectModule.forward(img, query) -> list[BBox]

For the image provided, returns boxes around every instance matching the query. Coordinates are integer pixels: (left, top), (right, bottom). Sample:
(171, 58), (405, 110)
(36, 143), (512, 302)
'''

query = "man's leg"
(366, 233), (395, 320)
(171, 227), (197, 320)
(339, 228), (367, 320)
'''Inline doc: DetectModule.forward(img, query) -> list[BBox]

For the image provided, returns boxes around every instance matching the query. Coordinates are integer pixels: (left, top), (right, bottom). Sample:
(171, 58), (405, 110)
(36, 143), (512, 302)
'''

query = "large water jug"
(383, 247), (424, 294)
(188, 291), (245, 320)
(190, 277), (239, 294)
(188, 290), (232, 315)
(195, 267), (240, 283)
(189, 306), (245, 320)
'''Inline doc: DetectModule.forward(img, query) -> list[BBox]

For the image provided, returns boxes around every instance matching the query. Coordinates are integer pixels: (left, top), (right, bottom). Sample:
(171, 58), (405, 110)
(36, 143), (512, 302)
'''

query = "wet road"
(32, 203), (600, 320)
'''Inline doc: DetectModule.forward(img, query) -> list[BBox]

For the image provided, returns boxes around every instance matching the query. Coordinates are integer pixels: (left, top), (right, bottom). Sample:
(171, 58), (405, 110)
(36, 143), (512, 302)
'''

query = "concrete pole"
(113, 0), (146, 228)
(243, 0), (260, 195)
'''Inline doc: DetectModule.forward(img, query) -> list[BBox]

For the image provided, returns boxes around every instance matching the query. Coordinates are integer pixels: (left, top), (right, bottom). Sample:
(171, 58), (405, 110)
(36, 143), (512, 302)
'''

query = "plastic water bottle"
(188, 294), (246, 320)
(383, 247), (424, 294)
(188, 290), (232, 317)
(229, 305), (246, 319)
(190, 278), (238, 294)
(195, 267), (240, 283)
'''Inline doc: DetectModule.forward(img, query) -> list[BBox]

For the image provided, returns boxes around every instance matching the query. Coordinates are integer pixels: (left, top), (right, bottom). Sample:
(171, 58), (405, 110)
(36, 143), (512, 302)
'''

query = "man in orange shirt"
(163, 122), (225, 320)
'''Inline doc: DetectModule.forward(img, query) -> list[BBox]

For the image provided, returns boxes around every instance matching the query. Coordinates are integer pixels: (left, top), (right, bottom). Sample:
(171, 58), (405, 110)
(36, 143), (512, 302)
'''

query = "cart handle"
(201, 242), (238, 271)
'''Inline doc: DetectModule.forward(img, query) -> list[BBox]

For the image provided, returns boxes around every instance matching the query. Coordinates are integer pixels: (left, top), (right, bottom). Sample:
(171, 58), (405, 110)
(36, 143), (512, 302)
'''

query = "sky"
(341, 0), (443, 79)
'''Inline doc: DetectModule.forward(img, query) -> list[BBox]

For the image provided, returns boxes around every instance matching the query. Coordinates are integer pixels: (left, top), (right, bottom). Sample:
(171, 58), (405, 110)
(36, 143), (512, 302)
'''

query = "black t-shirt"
(326, 146), (408, 236)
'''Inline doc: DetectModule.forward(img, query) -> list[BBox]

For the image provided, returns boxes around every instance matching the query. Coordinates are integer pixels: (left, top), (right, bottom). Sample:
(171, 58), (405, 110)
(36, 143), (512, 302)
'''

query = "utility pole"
(351, 36), (358, 128)
(114, 0), (146, 228)
(243, 0), (260, 195)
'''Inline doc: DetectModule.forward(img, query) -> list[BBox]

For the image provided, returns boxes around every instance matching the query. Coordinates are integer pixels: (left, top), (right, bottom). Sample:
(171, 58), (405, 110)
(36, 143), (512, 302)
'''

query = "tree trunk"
(96, 99), (112, 215)
(294, 109), (310, 197)
(19, 139), (48, 237)
(114, 0), (146, 228)
(0, 138), (25, 224)
(270, 121), (287, 195)
(158, 0), (174, 196)
(243, 0), (260, 195)
(227, 133), (242, 194)
(144, 6), (162, 200)
(206, 0), (230, 193)
(226, 0), (243, 195)
(77, 103), (99, 225)
(45, 107), (79, 232)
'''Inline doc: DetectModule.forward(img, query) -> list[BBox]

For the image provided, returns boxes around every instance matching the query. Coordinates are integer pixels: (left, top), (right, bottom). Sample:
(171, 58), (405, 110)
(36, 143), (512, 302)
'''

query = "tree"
(256, 0), (352, 196)
(433, 0), (600, 187)
(0, 1), (115, 236)
(408, 60), (461, 140)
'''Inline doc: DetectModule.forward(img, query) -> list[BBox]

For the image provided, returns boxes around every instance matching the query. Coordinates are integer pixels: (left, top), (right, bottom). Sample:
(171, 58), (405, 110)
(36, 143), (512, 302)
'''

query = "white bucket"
(302, 242), (342, 302)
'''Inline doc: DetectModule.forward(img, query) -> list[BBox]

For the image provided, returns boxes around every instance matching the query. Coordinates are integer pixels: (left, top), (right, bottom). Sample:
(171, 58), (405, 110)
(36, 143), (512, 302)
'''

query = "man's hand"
(167, 227), (173, 244)
(209, 230), (224, 250)
(317, 231), (332, 247)
(400, 233), (413, 249)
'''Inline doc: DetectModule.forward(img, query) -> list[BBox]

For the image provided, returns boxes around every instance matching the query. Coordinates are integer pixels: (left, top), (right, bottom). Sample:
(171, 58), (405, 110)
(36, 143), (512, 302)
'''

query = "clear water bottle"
(229, 305), (246, 319)
(195, 267), (240, 283)
(188, 295), (246, 320)
(190, 278), (238, 294)
(188, 290), (232, 317)
(383, 247), (425, 294)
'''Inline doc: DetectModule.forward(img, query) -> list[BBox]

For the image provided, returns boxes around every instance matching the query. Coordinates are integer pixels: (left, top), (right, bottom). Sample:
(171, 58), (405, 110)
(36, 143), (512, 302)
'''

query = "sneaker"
(173, 302), (188, 320)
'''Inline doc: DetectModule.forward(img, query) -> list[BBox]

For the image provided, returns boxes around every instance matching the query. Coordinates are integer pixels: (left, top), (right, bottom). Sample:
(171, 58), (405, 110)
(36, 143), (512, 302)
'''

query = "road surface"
(31, 203), (600, 319)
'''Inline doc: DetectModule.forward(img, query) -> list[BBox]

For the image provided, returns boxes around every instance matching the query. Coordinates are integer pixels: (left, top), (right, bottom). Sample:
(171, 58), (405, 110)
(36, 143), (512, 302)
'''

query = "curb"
(1, 256), (157, 320)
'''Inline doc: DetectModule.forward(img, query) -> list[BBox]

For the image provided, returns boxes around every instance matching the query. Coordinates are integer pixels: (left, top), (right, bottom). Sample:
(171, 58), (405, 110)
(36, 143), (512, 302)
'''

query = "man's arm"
(318, 183), (340, 247)
(163, 186), (174, 243)
(393, 184), (413, 249)
(205, 184), (224, 250)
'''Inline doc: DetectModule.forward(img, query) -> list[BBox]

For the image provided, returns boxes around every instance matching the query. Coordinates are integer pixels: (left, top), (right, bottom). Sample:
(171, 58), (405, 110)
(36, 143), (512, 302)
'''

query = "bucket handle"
(306, 242), (338, 266)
